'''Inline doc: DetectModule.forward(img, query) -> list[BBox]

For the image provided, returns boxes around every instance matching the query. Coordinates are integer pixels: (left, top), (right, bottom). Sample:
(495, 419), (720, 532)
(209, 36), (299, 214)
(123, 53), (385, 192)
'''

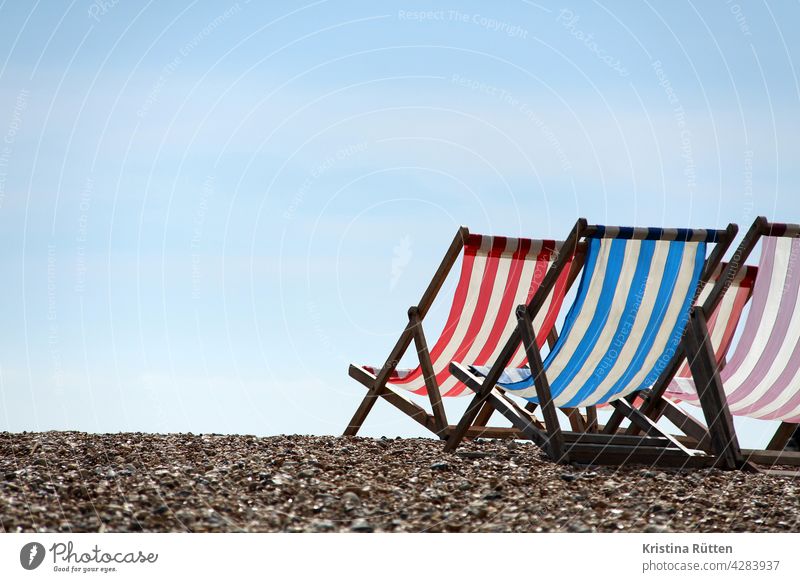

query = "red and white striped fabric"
(361, 234), (574, 397)
(669, 236), (800, 422)
(667, 262), (757, 392)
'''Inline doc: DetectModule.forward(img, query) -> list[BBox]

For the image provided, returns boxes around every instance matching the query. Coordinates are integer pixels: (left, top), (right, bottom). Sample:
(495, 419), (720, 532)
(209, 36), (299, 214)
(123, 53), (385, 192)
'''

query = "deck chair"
(444, 218), (743, 469)
(344, 226), (584, 439)
(670, 217), (800, 471)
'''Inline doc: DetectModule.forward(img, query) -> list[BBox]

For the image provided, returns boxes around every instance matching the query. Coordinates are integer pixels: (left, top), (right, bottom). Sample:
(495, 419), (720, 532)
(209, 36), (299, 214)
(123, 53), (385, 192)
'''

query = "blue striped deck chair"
(444, 218), (742, 469)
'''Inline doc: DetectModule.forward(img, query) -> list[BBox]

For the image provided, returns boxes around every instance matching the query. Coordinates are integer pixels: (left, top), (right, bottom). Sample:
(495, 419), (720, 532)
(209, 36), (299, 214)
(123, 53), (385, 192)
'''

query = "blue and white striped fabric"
(468, 235), (707, 409)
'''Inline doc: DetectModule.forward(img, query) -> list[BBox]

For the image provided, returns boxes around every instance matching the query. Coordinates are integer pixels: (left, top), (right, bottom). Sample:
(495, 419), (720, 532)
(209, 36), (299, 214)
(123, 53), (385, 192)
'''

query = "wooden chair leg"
(444, 389), (488, 451)
(517, 306), (565, 461)
(344, 391), (382, 436)
(767, 422), (799, 451)
(410, 308), (447, 436)
(602, 408), (627, 434)
(684, 309), (744, 469)
(472, 401), (495, 429)
(604, 394), (638, 434)
(562, 408), (587, 432)
(344, 322), (417, 436)
(585, 406), (599, 432)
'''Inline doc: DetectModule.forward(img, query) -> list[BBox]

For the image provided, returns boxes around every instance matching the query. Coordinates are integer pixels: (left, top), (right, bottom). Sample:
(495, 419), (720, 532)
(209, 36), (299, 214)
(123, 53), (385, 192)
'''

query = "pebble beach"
(1, 432), (798, 533)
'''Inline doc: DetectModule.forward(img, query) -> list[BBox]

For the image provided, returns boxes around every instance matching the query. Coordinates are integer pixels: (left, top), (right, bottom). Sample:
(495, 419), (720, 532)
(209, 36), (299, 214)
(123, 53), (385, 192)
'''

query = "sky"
(0, 1), (798, 447)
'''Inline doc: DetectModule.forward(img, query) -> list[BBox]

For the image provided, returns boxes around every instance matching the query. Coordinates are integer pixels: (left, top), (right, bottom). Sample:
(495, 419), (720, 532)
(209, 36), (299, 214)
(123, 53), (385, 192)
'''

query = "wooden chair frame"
(444, 218), (744, 469)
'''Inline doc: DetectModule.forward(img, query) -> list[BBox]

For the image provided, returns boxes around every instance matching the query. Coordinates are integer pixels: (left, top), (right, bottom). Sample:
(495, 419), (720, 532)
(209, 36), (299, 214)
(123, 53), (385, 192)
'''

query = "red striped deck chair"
(344, 227), (584, 440)
(445, 219), (744, 469)
(678, 217), (800, 472)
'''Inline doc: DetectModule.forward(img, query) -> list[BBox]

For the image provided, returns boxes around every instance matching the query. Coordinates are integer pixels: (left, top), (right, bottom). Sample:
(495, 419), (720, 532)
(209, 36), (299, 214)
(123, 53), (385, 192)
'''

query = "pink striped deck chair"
(344, 226), (584, 439)
(680, 217), (800, 471)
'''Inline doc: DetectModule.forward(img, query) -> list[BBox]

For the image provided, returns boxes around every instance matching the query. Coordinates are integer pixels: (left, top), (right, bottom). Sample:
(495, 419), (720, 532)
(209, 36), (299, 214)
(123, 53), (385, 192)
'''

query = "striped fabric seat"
(360, 235), (573, 397)
(468, 230), (708, 408)
(674, 236), (800, 422)
(667, 263), (757, 398)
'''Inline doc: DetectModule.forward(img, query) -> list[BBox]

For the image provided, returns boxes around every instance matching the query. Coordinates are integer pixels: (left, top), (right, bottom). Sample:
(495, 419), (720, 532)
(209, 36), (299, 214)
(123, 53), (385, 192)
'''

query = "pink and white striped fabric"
(667, 263), (757, 387)
(669, 236), (800, 422)
(360, 235), (574, 397)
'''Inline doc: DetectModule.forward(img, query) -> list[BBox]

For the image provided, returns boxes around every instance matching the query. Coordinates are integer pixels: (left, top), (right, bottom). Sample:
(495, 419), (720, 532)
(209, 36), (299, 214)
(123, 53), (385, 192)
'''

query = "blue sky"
(0, 1), (798, 446)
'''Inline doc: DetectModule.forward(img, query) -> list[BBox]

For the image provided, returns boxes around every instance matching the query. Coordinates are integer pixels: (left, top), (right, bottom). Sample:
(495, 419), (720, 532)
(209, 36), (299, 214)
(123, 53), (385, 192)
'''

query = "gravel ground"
(1, 432), (798, 533)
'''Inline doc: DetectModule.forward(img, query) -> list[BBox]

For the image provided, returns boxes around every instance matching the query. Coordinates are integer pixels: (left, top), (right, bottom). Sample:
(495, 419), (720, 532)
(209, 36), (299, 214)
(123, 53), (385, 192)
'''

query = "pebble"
(644, 524), (673, 533)
(566, 522), (595, 533)
(350, 518), (373, 533)
(341, 492), (361, 512)
(311, 519), (335, 532)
